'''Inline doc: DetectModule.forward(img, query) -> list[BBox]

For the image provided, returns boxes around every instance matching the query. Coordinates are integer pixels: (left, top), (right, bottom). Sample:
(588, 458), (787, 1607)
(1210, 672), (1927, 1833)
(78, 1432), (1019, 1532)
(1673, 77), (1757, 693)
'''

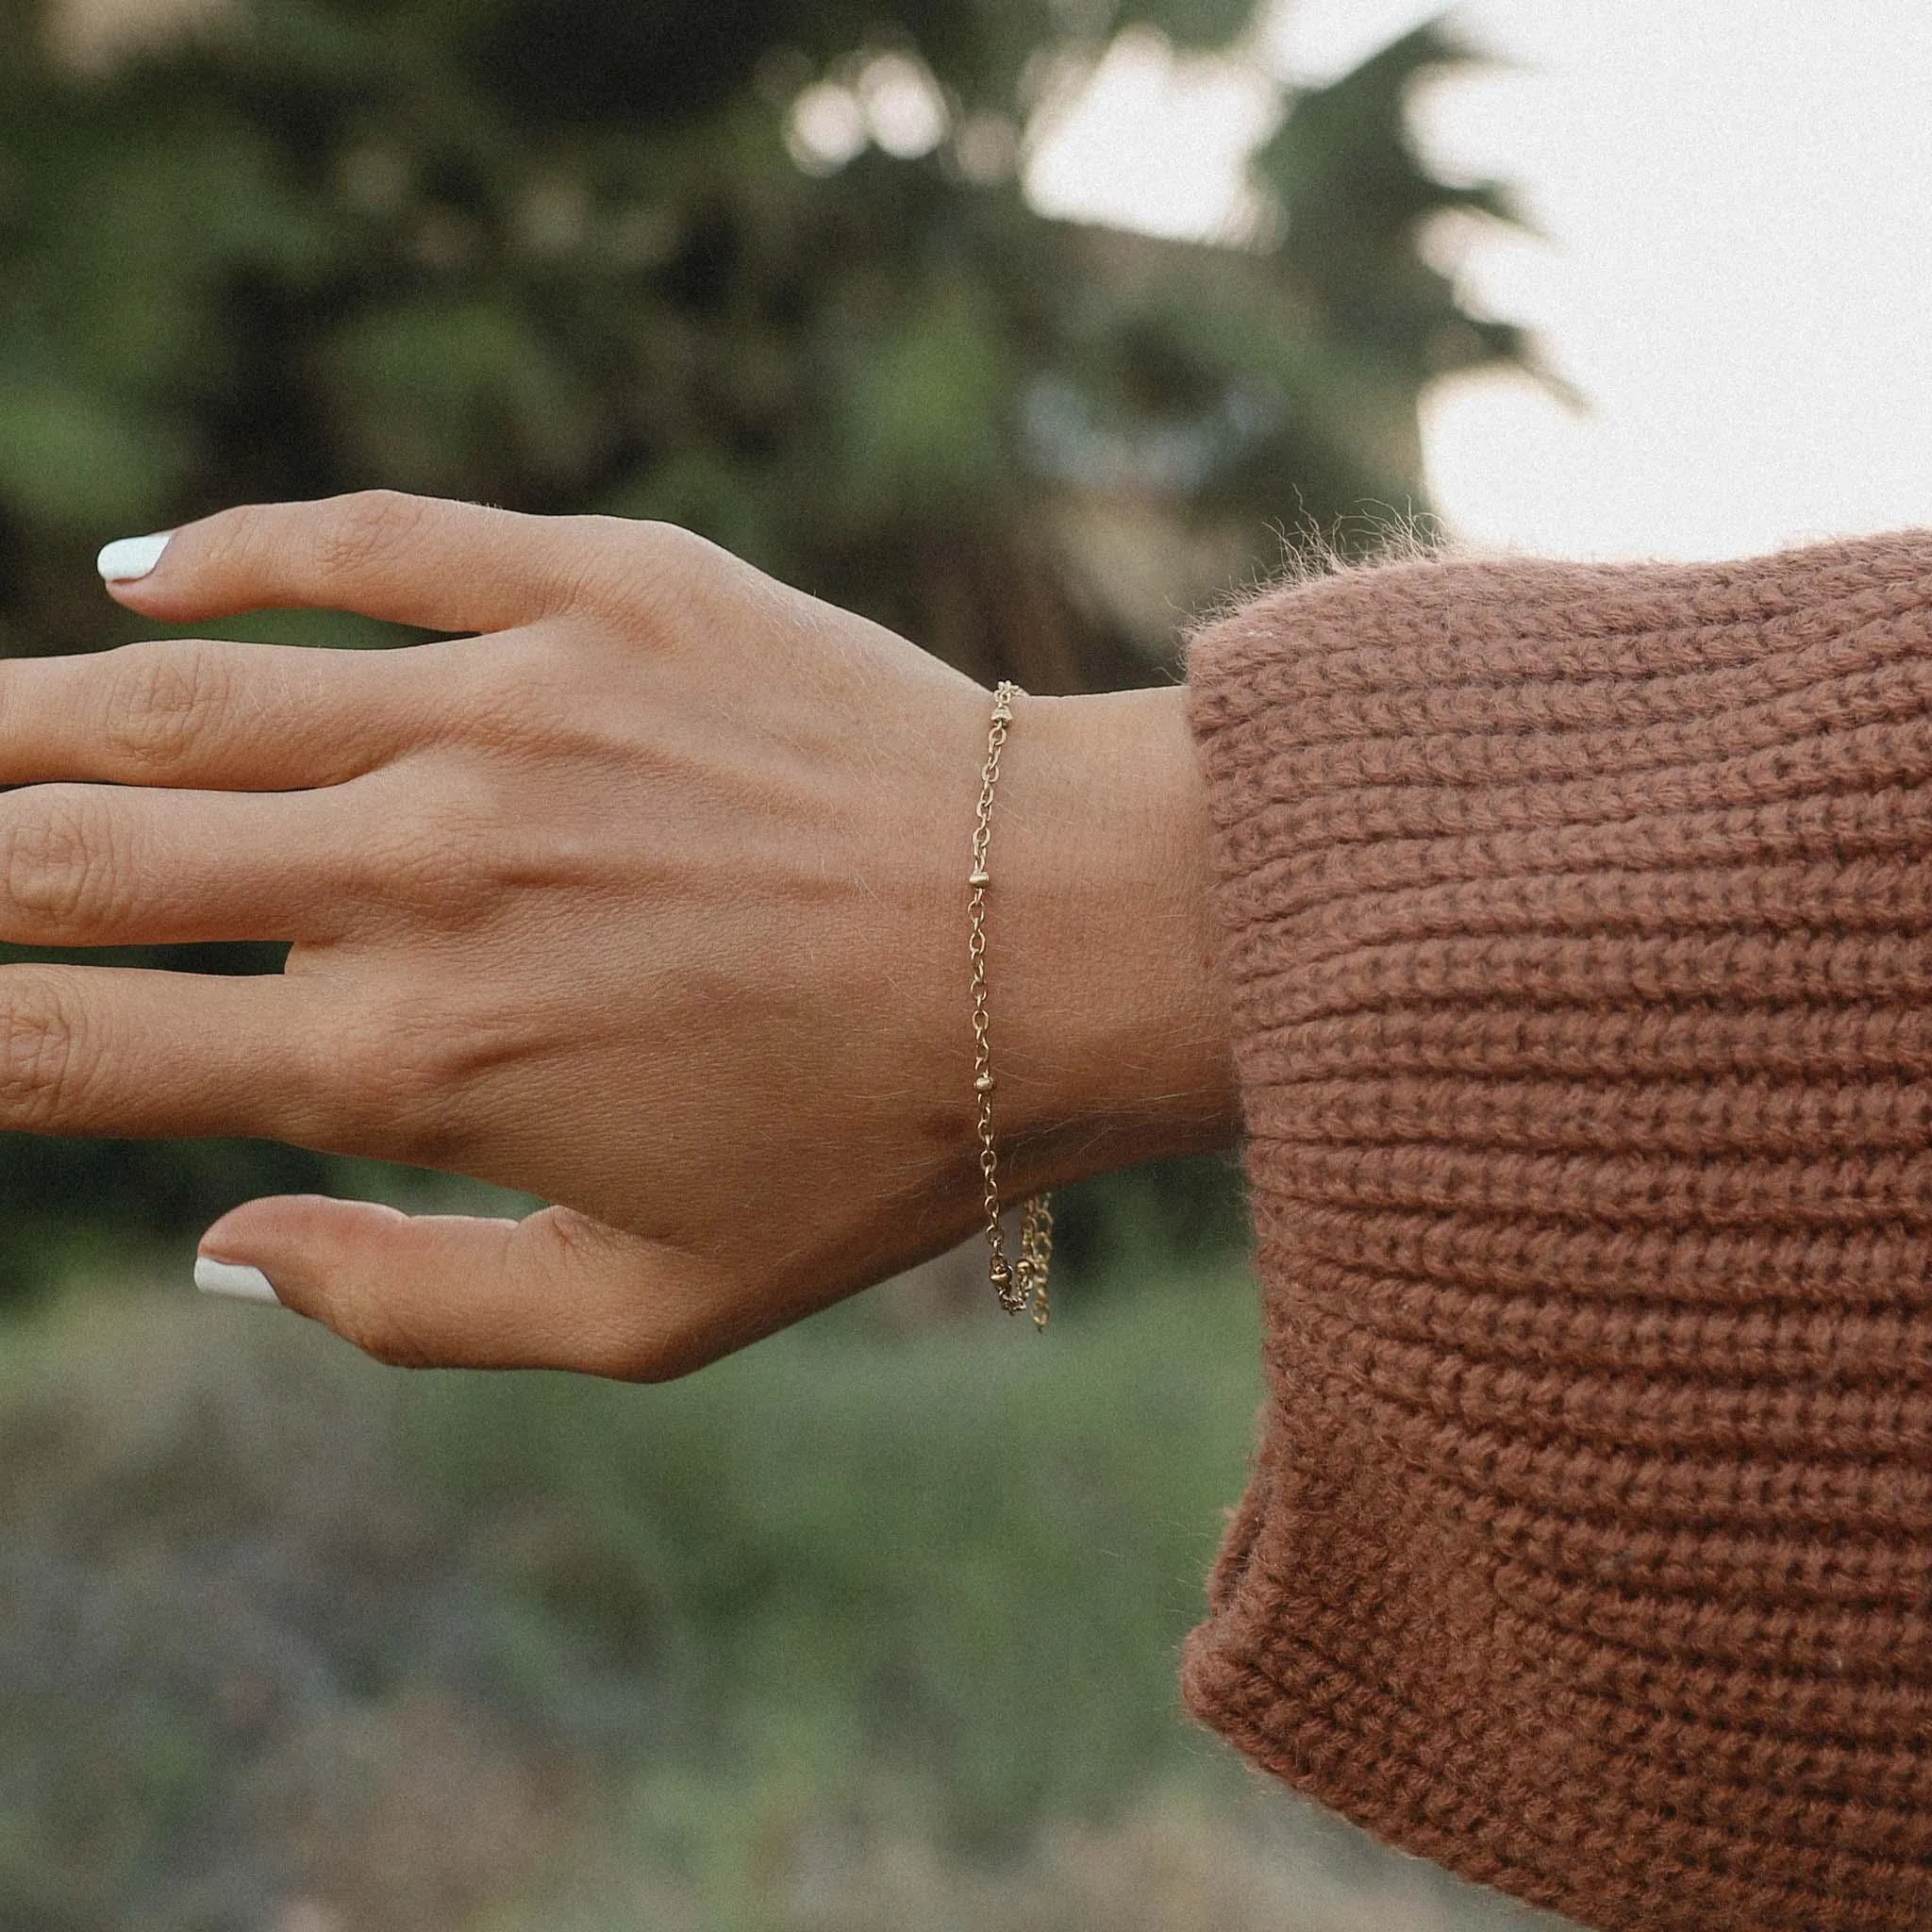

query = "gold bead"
(969, 868), (991, 887)
(974, 1073), (994, 1092)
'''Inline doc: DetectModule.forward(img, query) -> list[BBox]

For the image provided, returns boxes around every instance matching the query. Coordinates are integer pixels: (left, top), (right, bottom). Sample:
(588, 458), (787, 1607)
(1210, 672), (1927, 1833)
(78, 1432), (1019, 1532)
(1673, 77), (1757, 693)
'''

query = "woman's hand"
(28, 491), (1238, 1375)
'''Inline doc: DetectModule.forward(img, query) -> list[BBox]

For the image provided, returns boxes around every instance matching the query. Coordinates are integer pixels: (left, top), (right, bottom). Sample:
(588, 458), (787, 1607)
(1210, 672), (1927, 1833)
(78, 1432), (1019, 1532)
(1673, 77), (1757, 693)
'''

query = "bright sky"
(1026, 1), (1932, 563)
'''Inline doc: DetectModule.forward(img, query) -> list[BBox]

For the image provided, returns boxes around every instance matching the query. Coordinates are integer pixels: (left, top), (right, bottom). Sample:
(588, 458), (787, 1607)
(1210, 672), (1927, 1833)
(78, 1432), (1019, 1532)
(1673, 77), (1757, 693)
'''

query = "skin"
(21, 490), (1238, 1377)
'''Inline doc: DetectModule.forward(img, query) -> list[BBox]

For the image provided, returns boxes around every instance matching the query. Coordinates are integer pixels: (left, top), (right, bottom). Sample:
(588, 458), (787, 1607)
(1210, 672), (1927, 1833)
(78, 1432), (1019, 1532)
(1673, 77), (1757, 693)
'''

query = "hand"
(19, 491), (1237, 1375)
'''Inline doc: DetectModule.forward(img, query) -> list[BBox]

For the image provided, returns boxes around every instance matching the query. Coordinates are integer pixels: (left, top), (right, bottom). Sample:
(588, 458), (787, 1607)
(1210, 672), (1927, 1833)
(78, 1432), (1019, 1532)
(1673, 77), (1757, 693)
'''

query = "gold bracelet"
(969, 680), (1054, 1328)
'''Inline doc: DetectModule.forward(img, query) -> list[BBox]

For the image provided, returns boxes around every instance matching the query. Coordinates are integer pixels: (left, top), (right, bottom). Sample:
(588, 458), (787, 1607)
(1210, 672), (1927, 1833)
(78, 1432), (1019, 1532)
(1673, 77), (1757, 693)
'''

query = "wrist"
(984, 683), (1239, 1193)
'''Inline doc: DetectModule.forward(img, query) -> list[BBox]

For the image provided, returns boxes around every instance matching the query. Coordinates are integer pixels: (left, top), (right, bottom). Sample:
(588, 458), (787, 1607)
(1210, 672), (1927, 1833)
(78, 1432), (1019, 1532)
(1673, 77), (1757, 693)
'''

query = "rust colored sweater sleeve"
(1179, 533), (1932, 1932)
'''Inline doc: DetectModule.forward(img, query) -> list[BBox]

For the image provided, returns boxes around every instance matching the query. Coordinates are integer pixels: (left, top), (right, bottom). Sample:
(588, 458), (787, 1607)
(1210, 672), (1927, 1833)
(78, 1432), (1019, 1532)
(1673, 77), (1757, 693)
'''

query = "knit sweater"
(1179, 532), (1932, 1932)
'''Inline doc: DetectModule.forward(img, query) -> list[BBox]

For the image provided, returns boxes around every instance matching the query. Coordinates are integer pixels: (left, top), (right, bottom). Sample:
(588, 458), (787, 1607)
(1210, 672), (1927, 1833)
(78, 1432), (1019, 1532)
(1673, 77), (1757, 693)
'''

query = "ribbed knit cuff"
(1181, 535), (1932, 1932)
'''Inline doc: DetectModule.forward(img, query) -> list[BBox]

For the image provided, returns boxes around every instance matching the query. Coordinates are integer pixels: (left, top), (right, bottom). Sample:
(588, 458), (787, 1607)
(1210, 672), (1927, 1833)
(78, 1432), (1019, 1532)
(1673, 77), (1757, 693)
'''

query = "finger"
(193, 1199), (742, 1379)
(0, 965), (337, 1142)
(0, 783), (361, 947)
(0, 635), (445, 790)
(100, 490), (605, 634)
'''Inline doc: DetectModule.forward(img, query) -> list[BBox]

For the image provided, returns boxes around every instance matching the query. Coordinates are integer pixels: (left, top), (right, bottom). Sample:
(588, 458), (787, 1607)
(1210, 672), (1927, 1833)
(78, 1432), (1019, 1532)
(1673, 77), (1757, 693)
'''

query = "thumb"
(194, 1195), (738, 1379)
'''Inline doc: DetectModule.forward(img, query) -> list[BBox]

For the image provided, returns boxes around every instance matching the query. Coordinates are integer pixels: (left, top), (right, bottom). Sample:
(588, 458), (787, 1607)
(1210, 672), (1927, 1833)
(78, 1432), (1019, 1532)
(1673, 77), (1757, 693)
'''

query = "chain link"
(969, 681), (1054, 1328)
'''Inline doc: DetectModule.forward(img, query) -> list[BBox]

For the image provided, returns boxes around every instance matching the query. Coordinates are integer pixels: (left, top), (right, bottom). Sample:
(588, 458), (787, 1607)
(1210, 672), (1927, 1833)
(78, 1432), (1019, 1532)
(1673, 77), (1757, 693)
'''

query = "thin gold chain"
(969, 681), (1054, 1328)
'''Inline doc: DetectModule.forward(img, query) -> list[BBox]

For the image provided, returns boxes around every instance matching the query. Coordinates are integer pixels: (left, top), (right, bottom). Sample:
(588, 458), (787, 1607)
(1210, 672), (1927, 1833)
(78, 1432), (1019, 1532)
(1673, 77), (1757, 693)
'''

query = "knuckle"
(334, 998), (483, 1165)
(192, 503), (268, 579)
(591, 514), (708, 570)
(333, 1291), (433, 1370)
(567, 515), (712, 620)
(103, 639), (237, 771)
(454, 634), (574, 737)
(0, 790), (119, 931)
(380, 1023), (461, 1119)
(0, 975), (86, 1127)
(531, 1209), (711, 1384)
(351, 790), (495, 925)
(312, 490), (433, 577)
(389, 832), (482, 924)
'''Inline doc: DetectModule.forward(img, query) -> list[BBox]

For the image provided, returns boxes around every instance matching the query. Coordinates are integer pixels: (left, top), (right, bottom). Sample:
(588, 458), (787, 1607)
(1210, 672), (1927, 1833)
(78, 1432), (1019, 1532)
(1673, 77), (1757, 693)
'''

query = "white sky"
(1026, 1), (1932, 563)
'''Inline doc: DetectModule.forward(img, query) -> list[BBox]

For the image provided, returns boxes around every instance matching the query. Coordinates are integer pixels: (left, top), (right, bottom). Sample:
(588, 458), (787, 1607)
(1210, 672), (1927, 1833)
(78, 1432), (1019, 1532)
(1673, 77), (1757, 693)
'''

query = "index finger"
(99, 490), (604, 635)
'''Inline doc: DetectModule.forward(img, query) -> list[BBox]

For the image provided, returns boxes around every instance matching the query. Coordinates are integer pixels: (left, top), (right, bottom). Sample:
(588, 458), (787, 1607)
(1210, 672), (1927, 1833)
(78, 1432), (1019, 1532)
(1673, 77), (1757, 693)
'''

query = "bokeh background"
(4, 1), (1925, 1927)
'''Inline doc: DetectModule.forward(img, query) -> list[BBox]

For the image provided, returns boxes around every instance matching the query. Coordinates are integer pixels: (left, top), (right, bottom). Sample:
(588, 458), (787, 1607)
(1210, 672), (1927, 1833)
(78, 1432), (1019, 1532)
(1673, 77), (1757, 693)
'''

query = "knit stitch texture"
(1180, 533), (1932, 1932)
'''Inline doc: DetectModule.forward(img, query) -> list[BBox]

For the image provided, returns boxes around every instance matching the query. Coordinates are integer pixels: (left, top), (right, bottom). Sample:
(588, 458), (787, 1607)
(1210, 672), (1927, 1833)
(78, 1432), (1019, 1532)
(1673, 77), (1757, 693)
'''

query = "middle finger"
(0, 634), (451, 791)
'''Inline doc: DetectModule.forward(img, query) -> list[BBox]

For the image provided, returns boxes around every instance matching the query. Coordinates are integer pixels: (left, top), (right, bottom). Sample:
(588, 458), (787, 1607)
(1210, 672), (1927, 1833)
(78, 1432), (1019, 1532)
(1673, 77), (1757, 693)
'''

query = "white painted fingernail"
(96, 532), (174, 582)
(194, 1257), (282, 1307)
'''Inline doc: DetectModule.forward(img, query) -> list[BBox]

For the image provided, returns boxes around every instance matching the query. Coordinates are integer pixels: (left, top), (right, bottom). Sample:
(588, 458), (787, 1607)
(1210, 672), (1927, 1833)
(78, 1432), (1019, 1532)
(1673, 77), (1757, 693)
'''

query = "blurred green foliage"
(0, 1260), (1563, 1929)
(0, 0), (1531, 1284)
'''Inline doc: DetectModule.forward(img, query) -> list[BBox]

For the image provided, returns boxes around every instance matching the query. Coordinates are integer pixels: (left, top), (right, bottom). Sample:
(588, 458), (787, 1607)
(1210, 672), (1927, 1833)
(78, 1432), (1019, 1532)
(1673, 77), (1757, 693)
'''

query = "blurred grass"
(0, 1255), (1567, 1932)
(402, 1258), (1262, 1825)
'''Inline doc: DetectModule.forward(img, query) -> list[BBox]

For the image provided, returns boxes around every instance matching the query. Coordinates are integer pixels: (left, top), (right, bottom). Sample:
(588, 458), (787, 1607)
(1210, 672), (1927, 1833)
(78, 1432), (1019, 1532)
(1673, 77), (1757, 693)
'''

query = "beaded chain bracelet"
(968, 681), (1054, 1328)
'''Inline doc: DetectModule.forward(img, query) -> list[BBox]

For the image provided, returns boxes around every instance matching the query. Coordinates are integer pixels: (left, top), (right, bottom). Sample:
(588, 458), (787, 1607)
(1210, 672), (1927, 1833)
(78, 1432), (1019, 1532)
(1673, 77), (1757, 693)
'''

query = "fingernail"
(96, 532), (174, 583)
(194, 1257), (282, 1307)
